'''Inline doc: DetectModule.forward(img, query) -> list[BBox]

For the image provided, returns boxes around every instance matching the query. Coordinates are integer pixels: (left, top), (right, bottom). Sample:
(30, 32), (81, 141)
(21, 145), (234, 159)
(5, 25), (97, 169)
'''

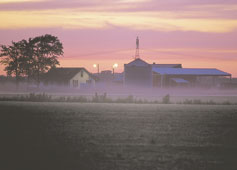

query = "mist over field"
(1, 81), (237, 104)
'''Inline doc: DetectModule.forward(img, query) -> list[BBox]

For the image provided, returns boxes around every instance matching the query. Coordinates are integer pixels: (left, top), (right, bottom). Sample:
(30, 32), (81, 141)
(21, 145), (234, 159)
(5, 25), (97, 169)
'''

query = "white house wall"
(69, 70), (90, 88)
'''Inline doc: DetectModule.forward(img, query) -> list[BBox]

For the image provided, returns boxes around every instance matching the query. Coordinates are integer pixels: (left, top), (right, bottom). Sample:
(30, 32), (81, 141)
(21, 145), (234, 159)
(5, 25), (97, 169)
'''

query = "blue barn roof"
(152, 68), (231, 76)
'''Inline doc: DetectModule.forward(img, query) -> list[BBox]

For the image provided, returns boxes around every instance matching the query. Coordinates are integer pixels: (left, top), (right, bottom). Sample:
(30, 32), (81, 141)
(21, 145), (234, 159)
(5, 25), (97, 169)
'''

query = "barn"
(124, 58), (153, 87)
(43, 67), (95, 88)
(152, 67), (231, 88)
(124, 58), (232, 88)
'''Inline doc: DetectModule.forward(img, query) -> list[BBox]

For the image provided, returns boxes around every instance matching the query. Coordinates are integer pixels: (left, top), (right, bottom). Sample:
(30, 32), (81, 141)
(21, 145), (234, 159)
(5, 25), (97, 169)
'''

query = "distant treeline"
(0, 34), (63, 88)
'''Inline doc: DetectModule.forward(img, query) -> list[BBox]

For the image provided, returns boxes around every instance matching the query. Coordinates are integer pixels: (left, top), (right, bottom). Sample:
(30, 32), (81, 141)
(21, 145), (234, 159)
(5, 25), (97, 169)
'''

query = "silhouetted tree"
(31, 34), (63, 87)
(0, 34), (63, 89)
(0, 41), (25, 89)
(20, 38), (36, 84)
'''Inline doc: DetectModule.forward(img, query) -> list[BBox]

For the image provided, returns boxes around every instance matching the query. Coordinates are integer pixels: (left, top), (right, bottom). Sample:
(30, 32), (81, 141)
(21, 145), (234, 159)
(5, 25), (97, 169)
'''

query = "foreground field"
(1, 102), (237, 170)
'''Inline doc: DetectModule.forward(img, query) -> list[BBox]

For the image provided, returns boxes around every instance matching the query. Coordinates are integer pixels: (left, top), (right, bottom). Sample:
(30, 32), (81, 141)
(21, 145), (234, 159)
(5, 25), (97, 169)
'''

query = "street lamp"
(112, 63), (118, 76)
(113, 63), (118, 69)
(93, 64), (99, 74)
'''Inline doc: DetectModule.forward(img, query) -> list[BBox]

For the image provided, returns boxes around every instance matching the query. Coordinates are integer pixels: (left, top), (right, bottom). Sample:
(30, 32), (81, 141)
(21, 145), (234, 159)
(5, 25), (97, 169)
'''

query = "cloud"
(0, 0), (236, 13)
(118, 0), (151, 3)
(1, 9), (237, 33)
(0, 0), (44, 3)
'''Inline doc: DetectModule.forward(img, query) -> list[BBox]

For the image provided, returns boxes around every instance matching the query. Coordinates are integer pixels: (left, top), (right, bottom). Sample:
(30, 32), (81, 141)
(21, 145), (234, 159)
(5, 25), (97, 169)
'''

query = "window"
(73, 80), (78, 87)
(81, 71), (83, 77)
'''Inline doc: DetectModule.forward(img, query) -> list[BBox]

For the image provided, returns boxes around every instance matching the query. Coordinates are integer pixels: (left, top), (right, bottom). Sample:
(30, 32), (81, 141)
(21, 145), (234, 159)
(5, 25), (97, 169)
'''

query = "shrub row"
(0, 93), (235, 105)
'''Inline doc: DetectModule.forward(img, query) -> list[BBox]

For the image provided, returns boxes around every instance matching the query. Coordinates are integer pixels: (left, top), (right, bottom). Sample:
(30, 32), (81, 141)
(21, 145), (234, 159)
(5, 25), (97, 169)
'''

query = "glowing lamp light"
(113, 63), (118, 68)
(93, 64), (100, 74)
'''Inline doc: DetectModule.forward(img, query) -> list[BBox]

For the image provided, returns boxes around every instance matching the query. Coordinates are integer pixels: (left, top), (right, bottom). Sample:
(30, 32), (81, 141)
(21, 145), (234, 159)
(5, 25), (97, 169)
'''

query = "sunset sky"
(0, 0), (237, 76)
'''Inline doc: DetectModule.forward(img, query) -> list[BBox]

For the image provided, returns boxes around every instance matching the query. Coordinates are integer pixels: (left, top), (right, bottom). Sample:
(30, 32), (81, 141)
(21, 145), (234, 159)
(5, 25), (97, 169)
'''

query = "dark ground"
(1, 102), (237, 170)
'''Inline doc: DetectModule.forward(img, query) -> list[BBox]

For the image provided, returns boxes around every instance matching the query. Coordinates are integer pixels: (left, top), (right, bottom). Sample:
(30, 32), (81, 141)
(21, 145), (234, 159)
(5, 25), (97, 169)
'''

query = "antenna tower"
(135, 36), (140, 59)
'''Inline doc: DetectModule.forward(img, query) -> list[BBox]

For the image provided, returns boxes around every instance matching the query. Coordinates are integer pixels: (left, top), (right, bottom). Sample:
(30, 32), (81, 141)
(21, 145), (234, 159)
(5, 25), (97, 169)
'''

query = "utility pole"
(93, 64), (99, 74)
(135, 36), (140, 59)
(112, 63), (118, 80)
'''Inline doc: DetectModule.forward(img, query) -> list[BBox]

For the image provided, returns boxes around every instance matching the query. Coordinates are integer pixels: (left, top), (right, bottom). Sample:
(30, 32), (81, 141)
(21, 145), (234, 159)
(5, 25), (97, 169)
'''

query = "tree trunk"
(15, 72), (19, 90)
(37, 65), (40, 89)
(26, 60), (31, 91)
(27, 70), (30, 91)
(15, 57), (19, 90)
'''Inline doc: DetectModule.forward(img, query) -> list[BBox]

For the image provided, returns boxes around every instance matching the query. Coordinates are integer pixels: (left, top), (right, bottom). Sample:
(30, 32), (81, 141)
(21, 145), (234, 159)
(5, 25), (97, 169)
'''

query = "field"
(1, 102), (237, 170)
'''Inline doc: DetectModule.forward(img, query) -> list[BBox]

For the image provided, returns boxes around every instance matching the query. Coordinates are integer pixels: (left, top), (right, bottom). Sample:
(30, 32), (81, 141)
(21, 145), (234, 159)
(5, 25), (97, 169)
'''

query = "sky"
(0, 0), (237, 76)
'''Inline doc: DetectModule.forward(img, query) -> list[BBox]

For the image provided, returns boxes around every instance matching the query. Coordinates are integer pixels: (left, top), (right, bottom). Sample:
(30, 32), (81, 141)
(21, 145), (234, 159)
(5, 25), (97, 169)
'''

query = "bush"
(135, 99), (143, 104)
(101, 93), (107, 102)
(115, 95), (134, 103)
(28, 93), (52, 102)
(66, 96), (88, 102)
(193, 99), (202, 104)
(183, 99), (193, 104)
(162, 94), (170, 104)
(206, 100), (216, 105)
(222, 101), (231, 105)
(92, 92), (113, 103)
(126, 95), (134, 103)
(92, 92), (99, 103)
(56, 96), (66, 102)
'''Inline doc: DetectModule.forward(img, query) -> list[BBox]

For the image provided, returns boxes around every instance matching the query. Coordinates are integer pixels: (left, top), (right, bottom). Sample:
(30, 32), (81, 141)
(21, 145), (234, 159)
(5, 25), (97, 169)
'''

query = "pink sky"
(0, 0), (237, 76)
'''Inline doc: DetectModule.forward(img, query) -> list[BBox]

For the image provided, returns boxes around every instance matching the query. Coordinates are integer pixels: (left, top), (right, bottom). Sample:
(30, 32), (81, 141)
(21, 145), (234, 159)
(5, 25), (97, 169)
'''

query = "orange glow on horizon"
(0, 56), (237, 77)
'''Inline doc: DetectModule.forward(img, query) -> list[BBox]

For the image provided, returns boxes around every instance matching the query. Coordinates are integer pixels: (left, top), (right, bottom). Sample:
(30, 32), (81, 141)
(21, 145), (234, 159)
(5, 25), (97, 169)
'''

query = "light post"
(112, 63), (118, 79)
(93, 64), (99, 74)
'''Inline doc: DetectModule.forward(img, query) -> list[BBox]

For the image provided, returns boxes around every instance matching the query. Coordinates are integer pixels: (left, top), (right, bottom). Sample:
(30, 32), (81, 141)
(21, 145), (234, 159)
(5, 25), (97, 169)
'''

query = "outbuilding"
(152, 67), (231, 88)
(44, 67), (95, 88)
(124, 58), (232, 88)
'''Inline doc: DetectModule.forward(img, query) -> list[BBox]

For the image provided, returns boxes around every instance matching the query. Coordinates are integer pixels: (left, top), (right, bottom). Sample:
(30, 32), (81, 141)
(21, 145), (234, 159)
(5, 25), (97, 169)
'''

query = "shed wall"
(70, 70), (94, 88)
(124, 65), (152, 87)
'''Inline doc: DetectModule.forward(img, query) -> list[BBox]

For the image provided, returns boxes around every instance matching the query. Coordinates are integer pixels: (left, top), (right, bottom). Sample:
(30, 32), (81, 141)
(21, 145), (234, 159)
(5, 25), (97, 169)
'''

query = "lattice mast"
(135, 36), (140, 59)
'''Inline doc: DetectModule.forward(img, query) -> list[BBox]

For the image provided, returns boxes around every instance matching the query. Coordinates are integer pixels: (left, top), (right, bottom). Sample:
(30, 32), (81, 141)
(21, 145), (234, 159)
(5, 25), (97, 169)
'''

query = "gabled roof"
(43, 67), (92, 83)
(126, 59), (182, 68)
(152, 68), (231, 76)
(152, 64), (182, 68)
(125, 58), (149, 67)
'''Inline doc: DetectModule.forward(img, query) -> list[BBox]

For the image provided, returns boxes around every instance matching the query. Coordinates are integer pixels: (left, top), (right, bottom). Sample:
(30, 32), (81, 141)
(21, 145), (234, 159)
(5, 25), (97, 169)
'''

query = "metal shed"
(152, 68), (231, 88)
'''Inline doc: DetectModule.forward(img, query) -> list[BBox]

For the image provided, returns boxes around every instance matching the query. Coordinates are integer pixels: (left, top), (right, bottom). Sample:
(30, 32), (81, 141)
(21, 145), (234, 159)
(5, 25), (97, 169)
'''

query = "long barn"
(124, 58), (231, 88)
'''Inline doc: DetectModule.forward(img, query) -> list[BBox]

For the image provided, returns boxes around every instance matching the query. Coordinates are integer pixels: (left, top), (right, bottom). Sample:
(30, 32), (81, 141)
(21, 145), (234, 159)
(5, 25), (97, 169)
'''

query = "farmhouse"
(124, 58), (232, 88)
(44, 67), (95, 88)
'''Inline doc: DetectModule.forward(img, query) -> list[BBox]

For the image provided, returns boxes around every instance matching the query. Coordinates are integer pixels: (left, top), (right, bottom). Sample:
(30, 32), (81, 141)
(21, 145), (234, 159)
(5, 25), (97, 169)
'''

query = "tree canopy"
(0, 34), (64, 88)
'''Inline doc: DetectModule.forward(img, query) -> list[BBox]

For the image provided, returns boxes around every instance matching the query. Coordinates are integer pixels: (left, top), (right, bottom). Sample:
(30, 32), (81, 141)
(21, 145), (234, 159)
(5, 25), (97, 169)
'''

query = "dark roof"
(43, 67), (92, 83)
(152, 68), (231, 76)
(152, 64), (182, 68)
(114, 73), (124, 82)
(126, 59), (182, 68)
(125, 58), (149, 67)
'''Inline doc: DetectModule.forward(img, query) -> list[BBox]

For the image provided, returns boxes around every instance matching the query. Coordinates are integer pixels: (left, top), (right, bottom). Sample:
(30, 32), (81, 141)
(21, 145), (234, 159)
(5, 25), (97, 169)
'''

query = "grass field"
(1, 102), (237, 170)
